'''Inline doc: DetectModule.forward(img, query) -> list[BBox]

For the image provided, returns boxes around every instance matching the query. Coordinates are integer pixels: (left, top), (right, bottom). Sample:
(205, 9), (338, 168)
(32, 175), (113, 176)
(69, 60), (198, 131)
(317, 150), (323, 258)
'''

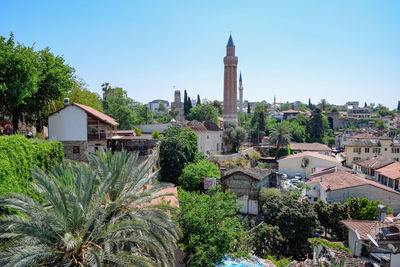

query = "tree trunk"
(36, 110), (42, 133)
(12, 111), (20, 132)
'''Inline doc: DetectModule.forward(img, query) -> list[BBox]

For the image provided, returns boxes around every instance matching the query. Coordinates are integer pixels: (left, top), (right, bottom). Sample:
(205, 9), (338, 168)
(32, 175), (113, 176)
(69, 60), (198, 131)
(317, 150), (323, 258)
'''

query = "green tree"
(374, 119), (387, 130)
(247, 103), (251, 113)
(186, 103), (219, 124)
(158, 101), (167, 114)
(67, 79), (102, 111)
(183, 90), (189, 115)
(178, 159), (220, 192)
(196, 94), (201, 105)
(280, 102), (291, 111)
(187, 96), (193, 111)
(178, 189), (248, 266)
(102, 83), (138, 129)
(0, 33), (75, 131)
(211, 100), (223, 115)
(251, 224), (285, 258)
(159, 127), (198, 183)
(0, 151), (179, 266)
(135, 103), (154, 125)
(152, 130), (161, 139)
(306, 108), (325, 142)
(269, 123), (291, 158)
(262, 193), (318, 257)
(223, 122), (247, 153)
(169, 105), (179, 120)
(318, 99), (330, 111)
(250, 104), (266, 143)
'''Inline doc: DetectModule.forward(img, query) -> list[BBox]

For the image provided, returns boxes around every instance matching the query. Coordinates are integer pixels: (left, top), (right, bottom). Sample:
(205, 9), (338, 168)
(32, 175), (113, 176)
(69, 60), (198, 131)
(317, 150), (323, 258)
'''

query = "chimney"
(378, 205), (387, 222)
(64, 98), (70, 106)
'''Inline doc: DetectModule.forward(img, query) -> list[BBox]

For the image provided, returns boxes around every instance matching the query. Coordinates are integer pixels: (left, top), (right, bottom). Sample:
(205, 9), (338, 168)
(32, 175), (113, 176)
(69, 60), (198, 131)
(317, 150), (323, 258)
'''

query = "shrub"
(178, 159), (220, 192)
(0, 135), (63, 213)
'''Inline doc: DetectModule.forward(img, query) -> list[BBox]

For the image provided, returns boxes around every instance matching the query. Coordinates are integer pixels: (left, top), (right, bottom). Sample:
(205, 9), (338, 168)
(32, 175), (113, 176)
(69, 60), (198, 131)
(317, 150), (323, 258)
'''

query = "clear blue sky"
(1, 0), (399, 108)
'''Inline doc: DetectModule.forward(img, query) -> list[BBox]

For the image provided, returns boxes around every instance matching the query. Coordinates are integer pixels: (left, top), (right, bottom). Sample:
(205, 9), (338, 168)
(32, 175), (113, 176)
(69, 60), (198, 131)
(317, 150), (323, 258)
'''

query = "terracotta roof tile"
(341, 220), (379, 240)
(224, 167), (271, 181)
(349, 133), (377, 139)
(289, 142), (331, 152)
(354, 156), (395, 170)
(306, 170), (400, 195)
(376, 162), (400, 180)
(278, 151), (340, 164)
(73, 103), (118, 126)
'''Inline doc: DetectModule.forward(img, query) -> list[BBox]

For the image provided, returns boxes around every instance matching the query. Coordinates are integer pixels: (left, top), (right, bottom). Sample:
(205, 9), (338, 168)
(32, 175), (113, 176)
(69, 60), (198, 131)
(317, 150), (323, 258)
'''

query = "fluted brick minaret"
(239, 72), (243, 112)
(223, 34), (238, 123)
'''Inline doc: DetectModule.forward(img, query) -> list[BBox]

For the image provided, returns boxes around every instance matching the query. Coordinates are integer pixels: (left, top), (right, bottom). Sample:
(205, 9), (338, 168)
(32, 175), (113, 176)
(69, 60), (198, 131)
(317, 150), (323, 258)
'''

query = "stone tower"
(238, 72), (243, 112)
(171, 90), (184, 121)
(223, 34), (238, 123)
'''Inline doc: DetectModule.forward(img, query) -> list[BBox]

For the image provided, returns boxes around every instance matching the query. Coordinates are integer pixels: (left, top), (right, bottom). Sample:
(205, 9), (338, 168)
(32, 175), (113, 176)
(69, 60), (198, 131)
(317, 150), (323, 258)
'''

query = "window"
(365, 148), (370, 153)
(353, 148), (361, 153)
(392, 148), (400, 154)
(207, 135), (209, 139)
(373, 148), (381, 154)
(385, 148), (387, 151)
(353, 157), (361, 162)
(217, 143), (219, 151)
(73, 146), (80, 153)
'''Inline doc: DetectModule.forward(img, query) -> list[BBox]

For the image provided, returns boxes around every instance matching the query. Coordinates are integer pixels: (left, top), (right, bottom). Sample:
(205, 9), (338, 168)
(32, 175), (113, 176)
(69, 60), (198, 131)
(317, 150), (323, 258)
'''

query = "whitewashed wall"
(48, 105), (87, 141)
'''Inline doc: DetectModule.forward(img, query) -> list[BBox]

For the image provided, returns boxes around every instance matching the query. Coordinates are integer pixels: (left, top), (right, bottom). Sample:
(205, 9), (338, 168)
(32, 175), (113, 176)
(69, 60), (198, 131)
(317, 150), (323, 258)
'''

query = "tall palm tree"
(269, 123), (291, 158)
(0, 151), (179, 267)
(318, 99), (329, 111)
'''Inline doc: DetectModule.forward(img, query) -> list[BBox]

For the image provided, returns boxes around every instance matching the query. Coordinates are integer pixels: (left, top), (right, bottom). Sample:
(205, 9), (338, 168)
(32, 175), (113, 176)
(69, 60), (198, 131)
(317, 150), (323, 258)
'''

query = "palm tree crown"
(269, 123), (291, 158)
(0, 151), (179, 267)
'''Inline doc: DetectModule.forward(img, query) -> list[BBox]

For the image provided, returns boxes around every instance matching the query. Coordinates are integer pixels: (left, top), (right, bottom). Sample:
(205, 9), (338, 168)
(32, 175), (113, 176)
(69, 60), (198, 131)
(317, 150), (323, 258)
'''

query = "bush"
(0, 135), (63, 213)
(178, 159), (220, 192)
(178, 189), (248, 266)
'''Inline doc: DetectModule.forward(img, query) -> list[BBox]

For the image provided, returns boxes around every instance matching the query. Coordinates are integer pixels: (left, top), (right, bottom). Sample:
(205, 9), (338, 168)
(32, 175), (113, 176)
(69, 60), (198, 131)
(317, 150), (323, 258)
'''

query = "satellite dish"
(388, 243), (397, 253)
(367, 234), (379, 247)
(355, 229), (361, 240)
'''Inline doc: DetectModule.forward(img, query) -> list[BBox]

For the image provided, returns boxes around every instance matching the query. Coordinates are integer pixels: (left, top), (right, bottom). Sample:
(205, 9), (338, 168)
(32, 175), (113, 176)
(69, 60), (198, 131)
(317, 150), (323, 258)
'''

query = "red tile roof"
(289, 142), (331, 152)
(73, 103), (118, 126)
(376, 162), (400, 180)
(354, 156), (395, 170)
(341, 220), (379, 240)
(306, 170), (400, 195)
(282, 109), (302, 114)
(349, 133), (377, 139)
(278, 151), (341, 164)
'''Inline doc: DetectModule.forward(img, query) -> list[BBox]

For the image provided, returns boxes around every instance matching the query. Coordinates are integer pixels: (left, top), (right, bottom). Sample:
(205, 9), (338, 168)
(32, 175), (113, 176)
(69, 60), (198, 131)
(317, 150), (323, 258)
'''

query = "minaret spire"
(223, 34), (238, 123)
(239, 71), (243, 112)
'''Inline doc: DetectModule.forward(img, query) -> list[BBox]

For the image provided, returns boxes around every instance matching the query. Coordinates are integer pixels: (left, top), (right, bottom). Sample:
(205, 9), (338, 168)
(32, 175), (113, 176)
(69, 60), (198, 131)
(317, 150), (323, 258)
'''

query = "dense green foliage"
(251, 224), (285, 258)
(0, 135), (63, 210)
(261, 189), (318, 258)
(186, 103), (219, 124)
(269, 123), (291, 158)
(314, 197), (393, 240)
(0, 33), (75, 131)
(178, 159), (220, 191)
(0, 151), (179, 266)
(102, 83), (139, 129)
(223, 122), (247, 153)
(178, 189), (248, 266)
(67, 79), (103, 111)
(159, 127), (198, 184)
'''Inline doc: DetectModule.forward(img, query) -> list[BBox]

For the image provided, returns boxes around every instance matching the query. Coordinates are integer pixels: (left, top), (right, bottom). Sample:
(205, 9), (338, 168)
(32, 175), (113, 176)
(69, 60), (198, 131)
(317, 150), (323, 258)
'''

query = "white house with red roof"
(306, 170), (400, 213)
(48, 101), (118, 161)
(277, 151), (342, 179)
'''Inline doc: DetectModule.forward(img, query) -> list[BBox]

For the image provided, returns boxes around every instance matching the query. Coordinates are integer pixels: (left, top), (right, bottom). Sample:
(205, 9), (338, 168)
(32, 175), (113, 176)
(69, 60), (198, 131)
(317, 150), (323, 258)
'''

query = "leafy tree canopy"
(223, 122), (247, 153)
(178, 159), (220, 192)
(178, 189), (248, 266)
(186, 103), (219, 124)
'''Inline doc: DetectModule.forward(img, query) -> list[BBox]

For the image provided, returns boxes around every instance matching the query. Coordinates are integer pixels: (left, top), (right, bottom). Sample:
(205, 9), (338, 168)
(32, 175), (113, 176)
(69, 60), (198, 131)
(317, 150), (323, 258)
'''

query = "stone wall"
(327, 184), (400, 214)
(62, 141), (88, 162)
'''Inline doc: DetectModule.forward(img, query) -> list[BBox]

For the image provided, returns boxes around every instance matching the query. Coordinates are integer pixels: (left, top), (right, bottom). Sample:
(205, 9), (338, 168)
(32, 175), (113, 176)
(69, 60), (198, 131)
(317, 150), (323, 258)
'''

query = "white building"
(48, 102), (118, 161)
(306, 170), (400, 213)
(277, 151), (342, 179)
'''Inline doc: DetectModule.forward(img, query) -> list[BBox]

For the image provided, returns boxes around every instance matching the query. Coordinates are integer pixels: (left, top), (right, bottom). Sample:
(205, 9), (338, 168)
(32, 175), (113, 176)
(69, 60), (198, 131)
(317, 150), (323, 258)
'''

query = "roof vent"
(64, 98), (70, 106)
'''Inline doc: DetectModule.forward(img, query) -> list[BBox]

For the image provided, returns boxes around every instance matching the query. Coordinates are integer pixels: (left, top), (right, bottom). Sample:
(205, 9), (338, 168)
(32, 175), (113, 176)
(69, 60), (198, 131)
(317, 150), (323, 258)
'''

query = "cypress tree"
(247, 103), (251, 114)
(197, 94), (201, 105)
(397, 101), (400, 112)
(184, 90), (188, 115)
(187, 97), (193, 112)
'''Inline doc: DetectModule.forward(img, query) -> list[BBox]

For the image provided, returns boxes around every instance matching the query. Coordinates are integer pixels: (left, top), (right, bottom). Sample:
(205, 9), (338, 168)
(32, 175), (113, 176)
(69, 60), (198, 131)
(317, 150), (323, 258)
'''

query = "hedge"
(0, 135), (64, 211)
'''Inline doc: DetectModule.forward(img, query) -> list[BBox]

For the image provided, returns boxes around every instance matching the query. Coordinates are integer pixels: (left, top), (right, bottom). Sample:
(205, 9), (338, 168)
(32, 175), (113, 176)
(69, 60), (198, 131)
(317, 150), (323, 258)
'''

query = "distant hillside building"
(148, 99), (169, 115)
(171, 90), (184, 121)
